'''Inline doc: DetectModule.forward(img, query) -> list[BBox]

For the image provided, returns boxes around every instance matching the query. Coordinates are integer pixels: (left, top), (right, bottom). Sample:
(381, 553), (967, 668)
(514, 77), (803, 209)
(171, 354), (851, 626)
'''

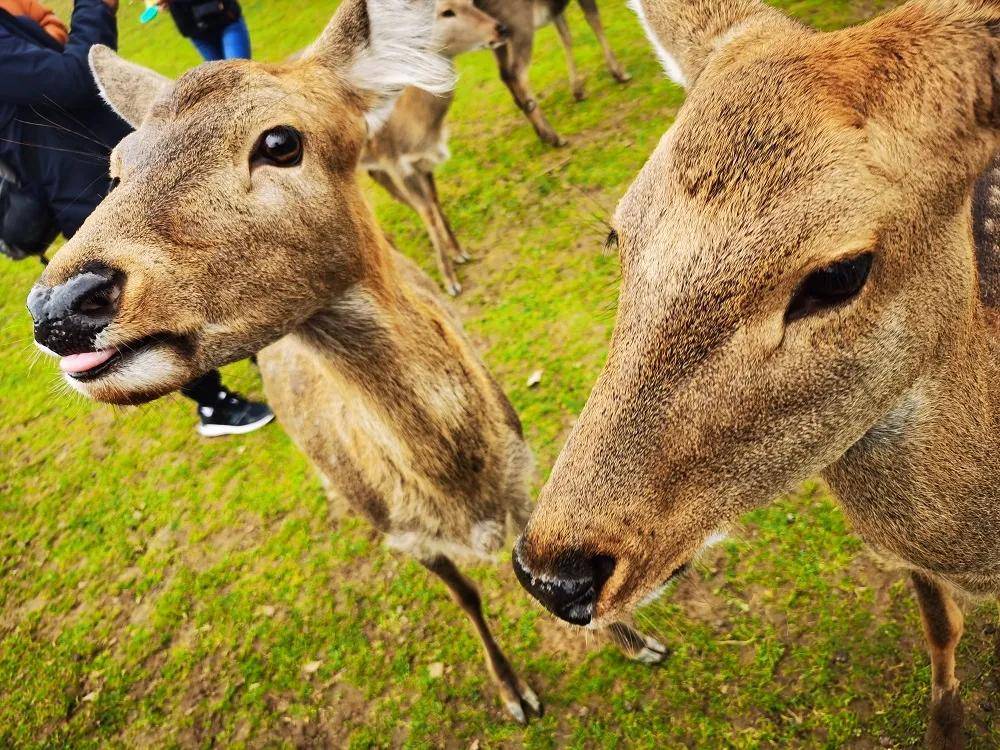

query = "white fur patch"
(63, 344), (184, 400)
(626, 0), (687, 86)
(349, 0), (456, 130)
(34, 341), (59, 359)
(387, 530), (496, 561)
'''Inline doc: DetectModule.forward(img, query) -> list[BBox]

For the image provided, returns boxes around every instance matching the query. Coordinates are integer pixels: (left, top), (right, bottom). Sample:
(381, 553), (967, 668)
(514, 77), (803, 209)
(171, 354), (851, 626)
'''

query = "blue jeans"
(190, 16), (252, 61)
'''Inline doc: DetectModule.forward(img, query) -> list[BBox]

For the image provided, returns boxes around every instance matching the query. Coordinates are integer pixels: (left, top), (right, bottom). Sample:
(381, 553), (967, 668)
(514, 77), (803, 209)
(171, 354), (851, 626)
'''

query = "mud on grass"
(2, 0), (999, 747)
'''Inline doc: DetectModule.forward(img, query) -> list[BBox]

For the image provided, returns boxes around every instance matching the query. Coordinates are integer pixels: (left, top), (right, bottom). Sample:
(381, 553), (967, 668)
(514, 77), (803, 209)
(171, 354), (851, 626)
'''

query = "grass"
(1, 0), (999, 747)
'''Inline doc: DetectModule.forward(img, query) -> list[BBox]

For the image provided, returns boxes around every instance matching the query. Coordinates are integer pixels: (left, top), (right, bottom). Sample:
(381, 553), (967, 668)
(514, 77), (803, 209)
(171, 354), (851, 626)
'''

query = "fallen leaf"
(303, 660), (322, 675)
(427, 662), (444, 679)
(526, 370), (543, 388)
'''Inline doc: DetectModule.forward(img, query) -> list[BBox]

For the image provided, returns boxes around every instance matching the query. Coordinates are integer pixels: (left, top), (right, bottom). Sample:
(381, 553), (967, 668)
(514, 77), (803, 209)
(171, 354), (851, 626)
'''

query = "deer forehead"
(614, 107), (877, 294)
(127, 62), (351, 162)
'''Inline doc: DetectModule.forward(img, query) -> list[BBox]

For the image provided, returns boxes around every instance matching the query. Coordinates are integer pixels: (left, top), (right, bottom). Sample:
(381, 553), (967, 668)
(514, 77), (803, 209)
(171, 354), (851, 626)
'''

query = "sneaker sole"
(197, 413), (275, 438)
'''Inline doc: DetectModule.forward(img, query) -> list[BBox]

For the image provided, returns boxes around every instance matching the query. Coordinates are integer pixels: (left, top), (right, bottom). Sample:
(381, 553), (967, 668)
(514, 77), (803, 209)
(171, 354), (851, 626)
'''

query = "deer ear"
(89, 45), (172, 128)
(306, 0), (454, 129)
(627, 0), (794, 88)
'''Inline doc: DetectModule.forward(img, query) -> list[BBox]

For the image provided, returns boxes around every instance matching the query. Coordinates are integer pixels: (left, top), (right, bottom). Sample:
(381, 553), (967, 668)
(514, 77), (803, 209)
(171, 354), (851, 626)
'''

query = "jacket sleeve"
(0, 0), (118, 109)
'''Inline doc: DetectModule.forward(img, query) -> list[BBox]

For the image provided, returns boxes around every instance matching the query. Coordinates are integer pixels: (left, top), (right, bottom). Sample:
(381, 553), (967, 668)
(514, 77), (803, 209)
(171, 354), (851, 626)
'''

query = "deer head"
(434, 0), (508, 57)
(513, 0), (1000, 627)
(26, 0), (453, 405)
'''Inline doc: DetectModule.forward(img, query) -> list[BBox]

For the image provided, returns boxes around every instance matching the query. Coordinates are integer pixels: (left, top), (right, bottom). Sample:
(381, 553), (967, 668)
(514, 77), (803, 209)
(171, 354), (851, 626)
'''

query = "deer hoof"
(501, 678), (543, 724)
(614, 70), (633, 84)
(573, 85), (587, 102)
(454, 251), (472, 264)
(927, 686), (965, 749)
(445, 280), (462, 296)
(632, 635), (670, 665)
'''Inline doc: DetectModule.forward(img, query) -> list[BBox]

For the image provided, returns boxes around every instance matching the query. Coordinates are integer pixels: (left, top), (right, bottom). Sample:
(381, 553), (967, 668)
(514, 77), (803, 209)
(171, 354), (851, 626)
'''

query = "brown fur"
(28, 0), (665, 721)
(516, 0), (1000, 744)
(480, 0), (632, 146)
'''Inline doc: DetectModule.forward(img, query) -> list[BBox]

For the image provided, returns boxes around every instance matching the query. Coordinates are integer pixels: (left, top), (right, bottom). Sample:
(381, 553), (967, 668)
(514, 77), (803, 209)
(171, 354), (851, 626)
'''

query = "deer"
(480, 0), (633, 147)
(361, 0), (509, 296)
(23, 0), (668, 723)
(511, 0), (1000, 746)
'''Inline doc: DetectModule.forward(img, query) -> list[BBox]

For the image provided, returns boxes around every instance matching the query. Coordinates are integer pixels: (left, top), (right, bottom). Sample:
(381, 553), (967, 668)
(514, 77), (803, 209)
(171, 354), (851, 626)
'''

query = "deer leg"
(494, 42), (566, 147)
(552, 13), (586, 101)
(606, 621), (670, 665)
(374, 166), (461, 295)
(398, 172), (463, 295)
(419, 554), (542, 724)
(368, 169), (411, 207)
(912, 571), (965, 750)
(418, 170), (470, 264)
(576, 0), (631, 83)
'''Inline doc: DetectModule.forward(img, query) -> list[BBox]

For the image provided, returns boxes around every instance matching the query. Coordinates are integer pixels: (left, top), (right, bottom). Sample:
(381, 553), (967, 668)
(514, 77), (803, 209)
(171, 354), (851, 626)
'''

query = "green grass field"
(2, 0), (999, 747)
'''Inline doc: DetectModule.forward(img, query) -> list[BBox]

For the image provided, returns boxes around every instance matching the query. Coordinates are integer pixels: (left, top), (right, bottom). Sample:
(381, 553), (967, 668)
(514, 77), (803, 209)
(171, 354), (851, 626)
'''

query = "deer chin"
(47, 335), (193, 406)
(591, 531), (729, 626)
(588, 559), (691, 628)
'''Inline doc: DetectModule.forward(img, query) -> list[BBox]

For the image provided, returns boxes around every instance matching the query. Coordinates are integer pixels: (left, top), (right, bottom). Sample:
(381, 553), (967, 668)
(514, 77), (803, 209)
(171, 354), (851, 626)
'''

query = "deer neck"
(288, 222), (478, 441)
(823, 250), (1000, 592)
(396, 85), (454, 133)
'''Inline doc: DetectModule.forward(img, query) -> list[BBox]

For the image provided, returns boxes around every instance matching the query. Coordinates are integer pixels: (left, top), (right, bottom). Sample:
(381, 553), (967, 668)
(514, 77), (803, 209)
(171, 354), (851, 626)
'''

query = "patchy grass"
(2, 0), (999, 747)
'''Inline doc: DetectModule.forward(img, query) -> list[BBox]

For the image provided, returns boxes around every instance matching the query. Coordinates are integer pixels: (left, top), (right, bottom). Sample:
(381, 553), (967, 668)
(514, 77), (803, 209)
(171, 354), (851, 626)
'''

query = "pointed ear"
(304, 0), (454, 129)
(89, 45), (173, 128)
(627, 0), (795, 88)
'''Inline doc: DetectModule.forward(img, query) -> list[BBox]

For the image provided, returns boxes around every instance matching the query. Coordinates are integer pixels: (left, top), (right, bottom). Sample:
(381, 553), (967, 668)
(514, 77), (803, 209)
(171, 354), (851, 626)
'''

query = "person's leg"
(180, 370), (223, 405)
(220, 17), (252, 60)
(181, 369), (274, 438)
(189, 33), (224, 61)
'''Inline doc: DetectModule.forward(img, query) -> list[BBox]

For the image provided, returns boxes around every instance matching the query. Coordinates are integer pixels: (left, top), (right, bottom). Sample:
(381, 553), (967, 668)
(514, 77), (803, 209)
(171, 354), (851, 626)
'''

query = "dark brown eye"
(252, 126), (303, 168)
(441, 8), (455, 16)
(786, 253), (874, 323)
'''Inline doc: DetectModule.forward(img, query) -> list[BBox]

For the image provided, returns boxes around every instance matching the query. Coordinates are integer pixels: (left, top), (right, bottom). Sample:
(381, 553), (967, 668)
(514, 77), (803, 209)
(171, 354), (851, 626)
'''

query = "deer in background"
(362, 0), (509, 296)
(481, 0), (632, 147)
(513, 0), (1000, 746)
(24, 0), (667, 723)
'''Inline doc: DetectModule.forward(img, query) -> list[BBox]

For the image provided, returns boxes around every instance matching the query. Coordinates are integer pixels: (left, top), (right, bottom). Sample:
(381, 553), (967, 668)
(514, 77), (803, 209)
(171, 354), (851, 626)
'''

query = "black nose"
(512, 542), (615, 626)
(496, 23), (510, 38)
(27, 264), (122, 355)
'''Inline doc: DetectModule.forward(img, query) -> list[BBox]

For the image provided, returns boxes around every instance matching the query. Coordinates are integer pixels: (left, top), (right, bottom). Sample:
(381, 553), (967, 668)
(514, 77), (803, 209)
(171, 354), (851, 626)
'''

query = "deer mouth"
(60, 348), (122, 381)
(57, 334), (175, 383)
(635, 562), (691, 609)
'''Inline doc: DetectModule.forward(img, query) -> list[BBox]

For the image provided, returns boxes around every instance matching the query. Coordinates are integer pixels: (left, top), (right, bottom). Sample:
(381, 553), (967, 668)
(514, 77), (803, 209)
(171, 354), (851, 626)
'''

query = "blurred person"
(0, 0), (272, 436)
(160, 0), (251, 61)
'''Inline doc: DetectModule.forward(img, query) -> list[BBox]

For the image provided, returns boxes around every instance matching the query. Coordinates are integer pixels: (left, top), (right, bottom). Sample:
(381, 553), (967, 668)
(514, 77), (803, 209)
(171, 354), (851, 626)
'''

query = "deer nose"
(496, 23), (510, 38)
(27, 264), (122, 355)
(512, 541), (615, 626)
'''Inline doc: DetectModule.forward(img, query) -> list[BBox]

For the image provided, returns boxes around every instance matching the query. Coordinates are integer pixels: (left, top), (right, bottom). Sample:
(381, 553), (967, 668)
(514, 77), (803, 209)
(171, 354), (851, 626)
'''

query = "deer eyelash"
(604, 229), (619, 252)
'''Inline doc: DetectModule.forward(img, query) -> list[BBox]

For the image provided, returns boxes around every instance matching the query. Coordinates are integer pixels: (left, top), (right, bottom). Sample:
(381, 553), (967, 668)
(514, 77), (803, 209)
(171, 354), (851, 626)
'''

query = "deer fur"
(481, 0), (632, 147)
(515, 0), (1000, 746)
(28, 0), (667, 722)
(361, 0), (508, 296)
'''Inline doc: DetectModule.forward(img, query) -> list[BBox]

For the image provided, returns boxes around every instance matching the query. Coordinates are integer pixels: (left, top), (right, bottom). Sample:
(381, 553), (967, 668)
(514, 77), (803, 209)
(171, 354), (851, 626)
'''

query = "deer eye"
(441, 8), (456, 17)
(252, 126), (303, 168)
(107, 176), (120, 195)
(786, 253), (874, 323)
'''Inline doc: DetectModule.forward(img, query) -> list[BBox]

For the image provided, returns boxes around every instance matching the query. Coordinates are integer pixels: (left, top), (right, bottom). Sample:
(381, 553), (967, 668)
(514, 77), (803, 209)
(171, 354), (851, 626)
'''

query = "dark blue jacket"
(0, 1), (131, 237)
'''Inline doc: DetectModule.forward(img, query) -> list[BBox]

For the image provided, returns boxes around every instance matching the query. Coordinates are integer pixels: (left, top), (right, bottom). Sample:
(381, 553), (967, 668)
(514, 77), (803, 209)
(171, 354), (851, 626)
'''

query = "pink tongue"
(60, 349), (115, 374)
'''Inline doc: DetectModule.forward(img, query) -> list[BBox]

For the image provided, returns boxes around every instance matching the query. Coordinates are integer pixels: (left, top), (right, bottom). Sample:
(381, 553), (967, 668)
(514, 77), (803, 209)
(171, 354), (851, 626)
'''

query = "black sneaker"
(197, 391), (274, 438)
